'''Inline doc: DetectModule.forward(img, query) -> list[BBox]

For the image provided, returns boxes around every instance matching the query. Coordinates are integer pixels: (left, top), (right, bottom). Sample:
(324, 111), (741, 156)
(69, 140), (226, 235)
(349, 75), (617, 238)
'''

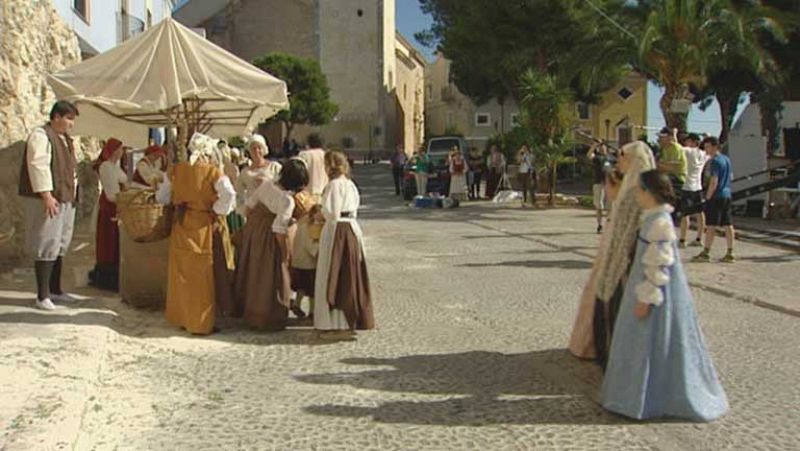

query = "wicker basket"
(117, 190), (172, 243)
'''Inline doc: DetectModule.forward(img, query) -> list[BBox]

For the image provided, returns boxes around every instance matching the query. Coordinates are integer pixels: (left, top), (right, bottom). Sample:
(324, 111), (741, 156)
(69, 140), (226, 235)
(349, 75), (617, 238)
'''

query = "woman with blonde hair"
(568, 141), (656, 366)
(314, 150), (375, 339)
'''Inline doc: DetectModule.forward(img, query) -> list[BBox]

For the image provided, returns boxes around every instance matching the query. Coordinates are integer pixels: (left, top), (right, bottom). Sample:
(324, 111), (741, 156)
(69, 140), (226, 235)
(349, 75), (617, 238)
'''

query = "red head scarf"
(93, 138), (123, 172)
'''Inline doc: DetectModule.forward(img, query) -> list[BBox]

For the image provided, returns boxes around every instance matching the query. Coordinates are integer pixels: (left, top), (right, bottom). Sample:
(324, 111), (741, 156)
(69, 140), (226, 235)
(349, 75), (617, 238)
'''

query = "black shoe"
(290, 304), (307, 319)
(596, 225), (603, 234)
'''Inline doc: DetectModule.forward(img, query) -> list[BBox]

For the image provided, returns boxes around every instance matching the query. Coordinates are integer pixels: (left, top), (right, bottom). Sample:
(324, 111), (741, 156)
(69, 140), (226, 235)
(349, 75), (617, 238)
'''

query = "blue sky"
(395, 0), (739, 140)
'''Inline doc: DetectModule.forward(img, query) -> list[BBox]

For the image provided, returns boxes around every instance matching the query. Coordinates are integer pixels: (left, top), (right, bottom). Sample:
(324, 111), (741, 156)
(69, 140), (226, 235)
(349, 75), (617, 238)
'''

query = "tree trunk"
(548, 162), (557, 206)
(716, 91), (741, 145)
(660, 85), (688, 131)
(284, 121), (295, 140)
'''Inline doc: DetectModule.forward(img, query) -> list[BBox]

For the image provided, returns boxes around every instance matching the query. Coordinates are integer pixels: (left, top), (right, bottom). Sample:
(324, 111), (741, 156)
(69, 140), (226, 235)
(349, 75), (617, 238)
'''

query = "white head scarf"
(592, 141), (656, 302)
(188, 132), (218, 166)
(247, 134), (269, 157)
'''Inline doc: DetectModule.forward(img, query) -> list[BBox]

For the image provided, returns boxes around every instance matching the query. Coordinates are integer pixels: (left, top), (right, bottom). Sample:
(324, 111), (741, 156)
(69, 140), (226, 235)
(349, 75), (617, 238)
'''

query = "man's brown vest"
(18, 124), (77, 203)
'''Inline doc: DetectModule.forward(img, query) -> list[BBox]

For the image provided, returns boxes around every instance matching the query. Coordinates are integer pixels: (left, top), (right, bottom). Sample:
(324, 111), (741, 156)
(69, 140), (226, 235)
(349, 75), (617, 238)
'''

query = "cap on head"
(247, 134), (269, 156)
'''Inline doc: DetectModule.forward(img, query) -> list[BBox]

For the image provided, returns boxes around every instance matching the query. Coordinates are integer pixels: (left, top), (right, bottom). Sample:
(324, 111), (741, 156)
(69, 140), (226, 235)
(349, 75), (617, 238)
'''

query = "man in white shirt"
(297, 133), (329, 202)
(17, 101), (80, 310)
(678, 133), (709, 248)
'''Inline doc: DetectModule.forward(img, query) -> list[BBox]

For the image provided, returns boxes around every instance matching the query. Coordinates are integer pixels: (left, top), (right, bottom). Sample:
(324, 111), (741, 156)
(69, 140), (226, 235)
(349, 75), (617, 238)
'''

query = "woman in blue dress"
(601, 169), (728, 422)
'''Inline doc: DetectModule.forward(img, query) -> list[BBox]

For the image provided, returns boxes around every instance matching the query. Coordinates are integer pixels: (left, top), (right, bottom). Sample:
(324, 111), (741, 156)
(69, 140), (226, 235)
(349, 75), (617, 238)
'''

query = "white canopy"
(48, 17), (289, 147)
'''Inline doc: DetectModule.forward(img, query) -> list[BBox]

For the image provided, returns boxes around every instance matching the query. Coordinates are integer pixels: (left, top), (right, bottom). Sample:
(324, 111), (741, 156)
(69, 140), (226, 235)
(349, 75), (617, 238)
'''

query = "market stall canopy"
(48, 17), (289, 147)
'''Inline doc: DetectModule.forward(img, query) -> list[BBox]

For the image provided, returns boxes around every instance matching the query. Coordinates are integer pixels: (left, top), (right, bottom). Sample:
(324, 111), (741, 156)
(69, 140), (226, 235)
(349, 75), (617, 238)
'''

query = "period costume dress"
(222, 155), (244, 234)
(601, 205), (728, 421)
(572, 142), (655, 367)
(233, 180), (295, 330)
(90, 139), (127, 290)
(314, 176), (375, 331)
(156, 161), (236, 335)
(132, 145), (166, 189)
(449, 154), (468, 201)
(235, 162), (282, 215)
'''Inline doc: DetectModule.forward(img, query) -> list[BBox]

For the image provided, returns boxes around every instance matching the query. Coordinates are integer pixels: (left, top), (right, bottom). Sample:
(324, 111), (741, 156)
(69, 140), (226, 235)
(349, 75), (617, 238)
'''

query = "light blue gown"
(601, 206), (729, 422)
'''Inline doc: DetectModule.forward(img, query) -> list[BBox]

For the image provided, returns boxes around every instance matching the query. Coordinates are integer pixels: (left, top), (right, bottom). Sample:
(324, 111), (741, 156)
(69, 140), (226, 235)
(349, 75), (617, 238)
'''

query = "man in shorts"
(18, 101), (81, 309)
(586, 142), (610, 233)
(678, 133), (708, 248)
(693, 136), (735, 263)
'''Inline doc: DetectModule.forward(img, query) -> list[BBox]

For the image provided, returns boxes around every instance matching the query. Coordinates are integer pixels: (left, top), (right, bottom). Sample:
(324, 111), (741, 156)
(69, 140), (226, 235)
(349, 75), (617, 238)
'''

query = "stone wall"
(0, 0), (83, 267)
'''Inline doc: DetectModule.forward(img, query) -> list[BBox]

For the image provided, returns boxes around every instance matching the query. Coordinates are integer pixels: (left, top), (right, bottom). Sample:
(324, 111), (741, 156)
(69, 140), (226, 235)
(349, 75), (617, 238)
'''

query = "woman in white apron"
(314, 151), (375, 339)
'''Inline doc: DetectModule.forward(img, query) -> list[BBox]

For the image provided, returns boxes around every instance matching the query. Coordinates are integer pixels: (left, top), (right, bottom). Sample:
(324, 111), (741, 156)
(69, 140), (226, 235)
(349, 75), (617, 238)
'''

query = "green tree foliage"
(416, 0), (632, 105)
(252, 52), (338, 138)
(518, 69), (578, 205)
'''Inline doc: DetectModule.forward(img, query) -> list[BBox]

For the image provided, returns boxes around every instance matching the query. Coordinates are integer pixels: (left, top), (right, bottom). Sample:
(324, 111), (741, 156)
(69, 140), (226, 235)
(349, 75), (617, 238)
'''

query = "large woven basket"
(117, 190), (172, 243)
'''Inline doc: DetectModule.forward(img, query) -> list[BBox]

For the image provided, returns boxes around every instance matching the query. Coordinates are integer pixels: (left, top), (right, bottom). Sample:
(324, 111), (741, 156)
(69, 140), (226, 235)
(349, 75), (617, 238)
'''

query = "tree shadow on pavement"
(456, 259), (593, 270)
(296, 350), (623, 426)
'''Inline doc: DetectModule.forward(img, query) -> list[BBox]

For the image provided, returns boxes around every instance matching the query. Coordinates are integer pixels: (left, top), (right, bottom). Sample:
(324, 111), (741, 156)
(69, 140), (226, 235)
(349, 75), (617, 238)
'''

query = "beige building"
(175, 0), (424, 157)
(425, 53), (520, 149)
(426, 53), (649, 148)
(390, 33), (426, 154)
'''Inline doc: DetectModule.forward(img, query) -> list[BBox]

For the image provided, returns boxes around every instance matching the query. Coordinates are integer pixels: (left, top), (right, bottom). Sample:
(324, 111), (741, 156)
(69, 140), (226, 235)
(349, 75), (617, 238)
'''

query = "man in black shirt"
(587, 142), (610, 233)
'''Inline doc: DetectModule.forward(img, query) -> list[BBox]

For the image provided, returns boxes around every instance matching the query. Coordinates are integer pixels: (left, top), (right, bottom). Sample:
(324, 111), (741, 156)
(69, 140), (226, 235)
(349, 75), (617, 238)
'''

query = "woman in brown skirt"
(314, 151), (375, 339)
(232, 159), (309, 331)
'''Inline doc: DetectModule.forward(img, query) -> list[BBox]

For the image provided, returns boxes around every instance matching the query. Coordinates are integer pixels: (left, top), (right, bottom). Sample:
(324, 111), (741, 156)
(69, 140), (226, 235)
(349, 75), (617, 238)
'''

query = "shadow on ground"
(296, 350), (623, 426)
(0, 291), (336, 347)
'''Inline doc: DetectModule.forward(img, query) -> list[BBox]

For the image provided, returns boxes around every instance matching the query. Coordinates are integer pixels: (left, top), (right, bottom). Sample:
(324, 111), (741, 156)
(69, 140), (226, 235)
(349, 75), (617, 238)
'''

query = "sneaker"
(34, 298), (59, 311)
(690, 239), (703, 247)
(678, 240), (687, 249)
(596, 225), (603, 234)
(692, 251), (711, 263)
(51, 292), (80, 303)
(720, 253), (736, 263)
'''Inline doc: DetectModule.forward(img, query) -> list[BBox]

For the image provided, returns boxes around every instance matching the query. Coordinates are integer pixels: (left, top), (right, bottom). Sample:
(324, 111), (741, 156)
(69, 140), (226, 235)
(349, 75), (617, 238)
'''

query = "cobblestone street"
(1, 165), (799, 450)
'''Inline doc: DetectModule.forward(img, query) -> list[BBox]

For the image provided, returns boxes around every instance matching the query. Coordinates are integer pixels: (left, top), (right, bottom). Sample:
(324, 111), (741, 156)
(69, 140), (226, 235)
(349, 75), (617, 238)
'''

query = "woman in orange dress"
(156, 134), (236, 335)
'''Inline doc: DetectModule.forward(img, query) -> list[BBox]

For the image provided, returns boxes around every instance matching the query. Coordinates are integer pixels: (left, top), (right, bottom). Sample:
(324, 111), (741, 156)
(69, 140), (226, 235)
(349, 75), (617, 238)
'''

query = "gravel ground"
(1, 164), (798, 451)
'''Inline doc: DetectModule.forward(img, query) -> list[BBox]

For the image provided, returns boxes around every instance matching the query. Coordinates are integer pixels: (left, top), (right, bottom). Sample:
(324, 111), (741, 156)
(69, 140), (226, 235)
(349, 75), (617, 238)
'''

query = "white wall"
(52, 0), (173, 54)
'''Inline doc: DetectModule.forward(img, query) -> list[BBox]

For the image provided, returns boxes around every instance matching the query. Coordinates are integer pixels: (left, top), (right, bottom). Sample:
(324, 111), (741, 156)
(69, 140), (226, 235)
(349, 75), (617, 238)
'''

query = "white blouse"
(245, 180), (295, 234)
(322, 176), (360, 222)
(155, 173), (236, 216)
(135, 158), (165, 187)
(236, 162), (282, 214)
(634, 205), (677, 307)
(98, 160), (128, 202)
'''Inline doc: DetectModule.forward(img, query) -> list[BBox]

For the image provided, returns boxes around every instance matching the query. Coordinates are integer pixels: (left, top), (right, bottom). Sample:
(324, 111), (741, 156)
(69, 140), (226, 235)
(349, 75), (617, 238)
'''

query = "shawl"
(593, 141), (656, 302)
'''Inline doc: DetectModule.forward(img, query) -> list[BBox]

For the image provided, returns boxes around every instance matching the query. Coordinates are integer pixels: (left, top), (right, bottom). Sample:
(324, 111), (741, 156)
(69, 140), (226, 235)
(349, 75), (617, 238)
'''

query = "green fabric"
(414, 154), (432, 173)
(661, 142), (687, 182)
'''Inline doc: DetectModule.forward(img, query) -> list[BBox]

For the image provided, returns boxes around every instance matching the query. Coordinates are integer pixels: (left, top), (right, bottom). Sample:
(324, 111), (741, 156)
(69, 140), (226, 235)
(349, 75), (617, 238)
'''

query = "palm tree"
(699, 1), (787, 142)
(518, 69), (577, 206)
(637, 0), (726, 131)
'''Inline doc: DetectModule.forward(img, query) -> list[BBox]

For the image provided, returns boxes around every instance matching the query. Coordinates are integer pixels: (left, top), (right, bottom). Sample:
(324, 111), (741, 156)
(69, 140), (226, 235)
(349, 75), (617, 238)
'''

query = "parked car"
(402, 136), (469, 200)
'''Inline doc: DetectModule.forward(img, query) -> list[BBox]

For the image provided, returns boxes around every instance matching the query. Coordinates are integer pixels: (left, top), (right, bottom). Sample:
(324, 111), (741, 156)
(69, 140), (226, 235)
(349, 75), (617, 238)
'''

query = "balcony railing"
(117, 12), (146, 44)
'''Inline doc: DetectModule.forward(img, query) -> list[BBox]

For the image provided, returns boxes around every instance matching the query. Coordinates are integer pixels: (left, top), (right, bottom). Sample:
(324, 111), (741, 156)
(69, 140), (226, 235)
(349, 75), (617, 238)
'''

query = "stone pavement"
(1, 165), (798, 450)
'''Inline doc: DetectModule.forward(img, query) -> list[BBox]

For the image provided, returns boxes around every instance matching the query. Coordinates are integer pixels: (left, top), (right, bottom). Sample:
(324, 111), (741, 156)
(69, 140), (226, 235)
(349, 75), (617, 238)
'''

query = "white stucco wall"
(51, 0), (173, 54)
